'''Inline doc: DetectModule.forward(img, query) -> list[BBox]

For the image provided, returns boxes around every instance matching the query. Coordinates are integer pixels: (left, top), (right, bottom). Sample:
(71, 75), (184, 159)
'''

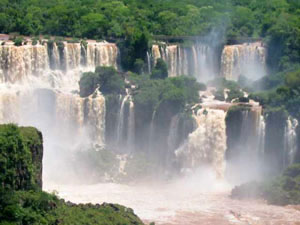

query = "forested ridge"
(0, 0), (299, 71)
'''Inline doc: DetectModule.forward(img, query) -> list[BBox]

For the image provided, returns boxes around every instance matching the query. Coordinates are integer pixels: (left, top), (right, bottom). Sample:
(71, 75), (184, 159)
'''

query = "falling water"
(175, 108), (227, 178)
(0, 41), (119, 87)
(0, 40), (119, 182)
(284, 117), (298, 166)
(220, 42), (266, 81)
(146, 51), (151, 74)
(127, 100), (135, 150)
(167, 115), (180, 152)
(116, 93), (130, 146)
(151, 43), (217, 81)
(225, 107), (266, 184)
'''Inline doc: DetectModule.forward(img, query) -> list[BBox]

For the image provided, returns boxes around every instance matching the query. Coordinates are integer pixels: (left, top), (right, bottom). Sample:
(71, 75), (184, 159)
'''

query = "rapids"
(45, 179), (300, 225)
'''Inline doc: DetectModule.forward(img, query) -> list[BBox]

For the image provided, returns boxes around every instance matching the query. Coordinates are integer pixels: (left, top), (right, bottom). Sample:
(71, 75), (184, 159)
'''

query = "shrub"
(0, 124), (35, 190)
(13, 37), (23, 46)
(79, 72), (99, 97)
(80, 39), (88, 50)
(151, 58), (168, 79)
(95, 66), (125, 95)
(133, 58), (145, 74)
(231, 163), (300, 206)
(32, 39), (38, 46)
(79, 66), (125, 97)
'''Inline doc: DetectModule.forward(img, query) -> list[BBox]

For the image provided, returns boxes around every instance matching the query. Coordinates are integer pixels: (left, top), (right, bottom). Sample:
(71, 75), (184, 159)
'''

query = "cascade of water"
(148, 110), (157, 152)
(167, 115), (180, 152)
(150, 42), (216, 81)
(225, 107), (266, 184)
(0, 41), (119, 87)
(284, 117), (298, 166)
(116, 93), (130, 146)
(175, 108), (227, 178)
(127, 99), (135, 150)
(258, 115), (266, 154)
(146, 51), (151, 74)
(0, 88), (105, 146)
(220, 42), (266, 81)
(151, 45), (161, 65)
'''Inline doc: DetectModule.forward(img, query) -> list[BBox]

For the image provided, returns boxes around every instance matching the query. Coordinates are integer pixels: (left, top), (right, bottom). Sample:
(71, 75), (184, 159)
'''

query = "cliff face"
(0, 124), (43, 190)
(0, 124), (145, 225)
(19, 127), (43, 188)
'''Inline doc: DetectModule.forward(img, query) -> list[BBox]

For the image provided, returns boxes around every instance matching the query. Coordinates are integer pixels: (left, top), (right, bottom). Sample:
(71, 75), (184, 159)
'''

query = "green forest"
(0, 0), (299, 72)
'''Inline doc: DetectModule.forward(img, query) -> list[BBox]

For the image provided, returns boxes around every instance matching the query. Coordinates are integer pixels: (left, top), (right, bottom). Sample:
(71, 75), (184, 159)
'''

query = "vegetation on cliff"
(0, 124), (144, 225)
(1, 0), (299, 72)
(0, 189), (144, 225)
(231, 163), (300, 206)
(0, 124), (42, 190)
(79, 66), (125, 97)
(250, 69), (300, 118)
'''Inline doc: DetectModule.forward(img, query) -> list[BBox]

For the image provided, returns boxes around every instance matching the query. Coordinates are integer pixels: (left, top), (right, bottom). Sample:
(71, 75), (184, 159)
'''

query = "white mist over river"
(45, 178), (300, 225)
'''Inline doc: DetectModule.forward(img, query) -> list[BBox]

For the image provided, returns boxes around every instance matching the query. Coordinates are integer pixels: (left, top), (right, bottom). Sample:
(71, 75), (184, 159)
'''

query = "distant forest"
(0, 0), (299, 72)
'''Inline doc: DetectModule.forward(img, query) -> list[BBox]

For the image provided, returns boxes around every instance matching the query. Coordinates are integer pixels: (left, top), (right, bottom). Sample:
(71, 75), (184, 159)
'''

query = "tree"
(151, 59), (168, 79)
(79, 72), (99, 97)
(79, 67), (125, 97)
(133, 58), (145, 74)
(0, 124), (34, 190)
(95, 66), (125, 95)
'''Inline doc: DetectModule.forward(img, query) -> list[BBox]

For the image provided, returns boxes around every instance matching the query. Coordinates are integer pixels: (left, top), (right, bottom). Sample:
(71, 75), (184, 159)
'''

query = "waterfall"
(116, 93), (130, 145)
(127, 100), (135, 150)
(284, 117), (298, 166)
(225, 107), (265, 184)
(175, 108), (227, 178)
(112, 90), (136, 152)
(147, 110), (157, 153)
(0, 88), (106, 146)
(146, 51), (151, 74)
(0, 41), (119, 87)
(0, 40), (118, 182)
(220, 42), (266, 81)
(150, 42), (217, 81)
(0, 43), (49, 83)
(167, 115), (180, 151)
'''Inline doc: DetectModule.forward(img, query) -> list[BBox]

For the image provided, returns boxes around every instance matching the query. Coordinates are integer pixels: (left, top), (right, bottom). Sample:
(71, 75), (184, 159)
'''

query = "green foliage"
(0, 189), (144, 225)
(79, 72), (99, 97)
(210, 78), (244, 102)
(19, 127), (43, 188)
(285, 69), (300, 89)
(0, 0), (299, 72)
(249, 69), (300, 118)
(133, 75), (201, 119)
(118, 32), (149, 71)
(133, 58), (145, 74)
(231, 163), (300, 206)
(0, 124), (144, 225)
(0, 124), (35, 190)
(95, 66), (125, 95)
(13, 37), (23, 46)
(151, 59), (168, 79)
(79, 66), (125, 97)
(31, 37), (39, 46)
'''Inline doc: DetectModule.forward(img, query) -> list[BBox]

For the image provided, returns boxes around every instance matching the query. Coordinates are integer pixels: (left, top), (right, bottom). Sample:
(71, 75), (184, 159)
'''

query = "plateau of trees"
(79, 65), (205, 118)
(0, 0), (299, 72)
